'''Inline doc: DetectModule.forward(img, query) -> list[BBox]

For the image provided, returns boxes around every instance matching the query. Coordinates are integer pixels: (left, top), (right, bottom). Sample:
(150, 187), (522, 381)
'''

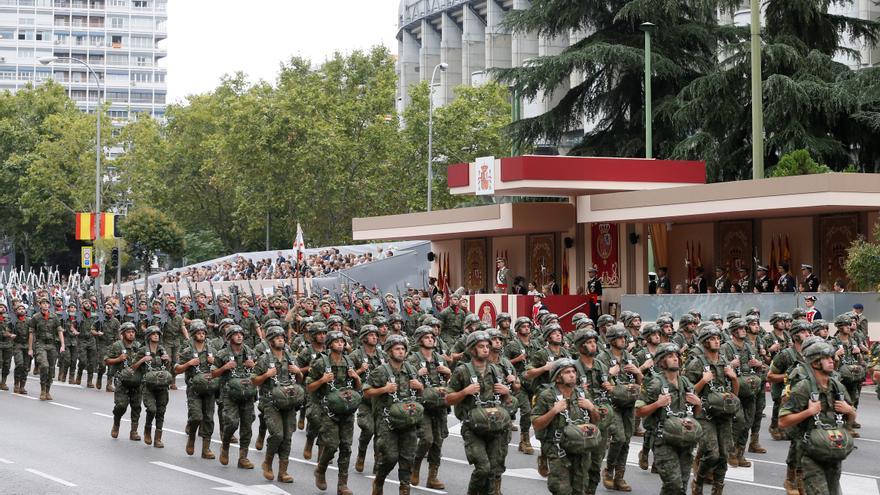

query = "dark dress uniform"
(587, 276), (602, 322)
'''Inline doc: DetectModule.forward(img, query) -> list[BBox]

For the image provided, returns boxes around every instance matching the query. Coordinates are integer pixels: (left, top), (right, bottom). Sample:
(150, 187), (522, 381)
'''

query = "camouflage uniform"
(77, 309), (98, 385)
(438, 304), (467, 348)
(407, 343), (449, 486)
(178, 337), (217, 452)
(349, 332), (387, 470)
(255, 346), (301, 469)
(105, 334), (143, 436)
(10, 312), (31, 393)
(28, 309), (63, 396)
(161, 309), (186, 375)
(58, 312), (78, 383)
(0, 311), (13, 389)
(213, 342), (257, 456)
(96, 316), (119, 389)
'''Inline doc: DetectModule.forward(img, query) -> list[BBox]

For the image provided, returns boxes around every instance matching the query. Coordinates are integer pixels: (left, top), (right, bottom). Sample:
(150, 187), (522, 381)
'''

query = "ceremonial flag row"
(75, 212), (118, 240)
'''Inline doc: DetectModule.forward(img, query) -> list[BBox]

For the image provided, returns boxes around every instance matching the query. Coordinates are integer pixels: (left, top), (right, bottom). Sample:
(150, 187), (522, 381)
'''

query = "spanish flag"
(75, 213), (116, 240)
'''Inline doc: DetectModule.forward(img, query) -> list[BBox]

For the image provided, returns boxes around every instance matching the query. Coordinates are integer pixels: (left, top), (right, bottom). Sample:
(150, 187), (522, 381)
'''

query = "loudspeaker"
(629, 233), (640, 245)
(427, 252), (436, 262)
(564, 237), (574, 249)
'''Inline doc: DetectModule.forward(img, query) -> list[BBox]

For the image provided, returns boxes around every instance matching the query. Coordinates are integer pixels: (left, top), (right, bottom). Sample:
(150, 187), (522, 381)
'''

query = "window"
(0, 71), (16, 80)
(154, 72), (164, 83)
(111, 34), (122, 48)
(18, 30), (34, 41)
(130, 71), (149, 82)
(135, 55), (149, 66)
(108, 109), (128, 119)
(130, 16), (151, 29)
(132, 0), (148, 8)
(107, 71), (127, 81)
(110, 0), (127, 6)
(129, 35), (151, 48)
(36, 31), (47, 41)
(109, 15), (126, 28)
(19, 17), (35, 26)
(107, 90), (129, 102)
(107, 53), (127, 65)
(89, 35), (104, 46)
(18, 48), (34, 58)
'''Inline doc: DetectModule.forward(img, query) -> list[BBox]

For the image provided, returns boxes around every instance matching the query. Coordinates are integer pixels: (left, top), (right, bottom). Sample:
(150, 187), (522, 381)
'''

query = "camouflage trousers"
(356, 401), (376, 456)
(695, 417), (730, 484)
(652, 439), (694, 495)
(751, 383), (767, 433)
(734, 395), (757, 449)
(186, 388), (216, 438)
(606, 406), (635, 469)
(842, 379), (861, 410)
(547, 448), (591, 495)
(316, 412), (354, 472)
(414, 409), (449, 465)
(0, 346), (12, 378)
(33, 343), (57, 386)
(13, 346), (31, 381)
(58, 343), (77, 377)
(801, 454), (842, 495)
(264, 403), (298, 460)
(375, 421), (418, 484)
(142, 384), (169, 430)
(586, 432), (611, 494)
(113, 381), (142, 424)
(77, 343), (97, 376)
(460, 424), (509, 494)
(515, 389), (532, 433)
(221, 395), (255, 448)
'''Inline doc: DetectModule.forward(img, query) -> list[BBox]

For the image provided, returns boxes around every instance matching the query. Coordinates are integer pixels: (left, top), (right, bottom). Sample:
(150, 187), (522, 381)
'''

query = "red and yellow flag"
(75, 213), (116, 240)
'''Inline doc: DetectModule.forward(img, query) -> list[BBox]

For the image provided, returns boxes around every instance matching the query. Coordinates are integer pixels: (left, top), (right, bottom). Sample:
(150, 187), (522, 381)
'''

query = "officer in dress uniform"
(804, 295), (822, 322)
(776, 263), (796, 292)
(754, 266), (774, 293)
(737, 267), (752, 293)
(586, 267), (602, 322)
(714, 267), (731, 293)
(800, 264), (819, 292)
(692, 267), (708, 294)
(494, 258), (511, 294)
(656, 267), (671, 294)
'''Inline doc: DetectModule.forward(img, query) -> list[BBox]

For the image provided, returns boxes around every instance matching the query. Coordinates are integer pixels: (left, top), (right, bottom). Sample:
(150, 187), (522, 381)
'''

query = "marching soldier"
(0, 303), (12, 391)
(532, 358), (601, 495)
(212, 325), (257, 470)
(307, 329), (360, 493)
(175, 319), (217, 459)
(721, 318), (762, 467)
(505, 316), (536, 453)
(778, 339), (856, 495)
(634, 323), (662, 471)
(11, 303), (31, 395)
(438, 292), (467, 348)
(765, 312), (793, 440)
(104, 322), (143, 440)
(161, 299), (188, 390)
(254, 326), (305, 485)
(445, 331), (513, 495)
(350, 324), (387, 473)
(635, 343), (703, 495)
(365, 334), (424, 495)
(685, 325), (739, 495)
(525, 322), (571, 477)
(74, 299), (96, 388)
(58, 302), (79, 385)
(408, 325), (451, 489)
(138, 325), (172, 448)
(98, 301), (120, 392)
(831, 314), (864, 437)
(28, 297), (64, 400)
(744, 315), (768, 454)
(295, 321), (328, 460)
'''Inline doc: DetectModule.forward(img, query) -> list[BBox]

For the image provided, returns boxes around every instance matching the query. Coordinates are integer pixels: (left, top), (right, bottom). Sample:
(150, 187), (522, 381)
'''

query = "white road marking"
(151, 461), (244, 487)
(440, 456), (468, 465)
(0, 457), (14, 464)
(212, 486), (289, 495)
(840, 474), (880, 495)
(25, 468), (76, 487)
(11, 393), (38, 400)
(504, 468), (544, 480)
(49, 401), (81, 410)
(857, 437), (880, 443)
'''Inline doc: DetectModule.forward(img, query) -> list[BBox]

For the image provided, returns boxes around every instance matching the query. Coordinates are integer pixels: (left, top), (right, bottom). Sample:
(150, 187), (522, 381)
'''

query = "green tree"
(122, 206), (185, 277)
(844, 223), (880, 291)
(769, 149), (833, 177)
(182, 230), (225, 264)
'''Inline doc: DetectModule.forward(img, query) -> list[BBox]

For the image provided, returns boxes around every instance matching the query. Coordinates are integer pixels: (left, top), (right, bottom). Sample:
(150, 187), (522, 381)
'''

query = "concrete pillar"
(440, 12), (462, 106)
(485, 0), (511, 70)
(420, 19), (441, 84)
(398, 29), (420, 112)
(537, 33), (569, 114)
(511, 0), (538, 67)
(462, 5), (485, 86)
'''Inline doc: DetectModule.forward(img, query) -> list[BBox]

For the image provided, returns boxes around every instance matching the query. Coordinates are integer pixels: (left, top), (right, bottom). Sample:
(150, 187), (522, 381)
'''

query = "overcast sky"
(165, 0), (400, 103)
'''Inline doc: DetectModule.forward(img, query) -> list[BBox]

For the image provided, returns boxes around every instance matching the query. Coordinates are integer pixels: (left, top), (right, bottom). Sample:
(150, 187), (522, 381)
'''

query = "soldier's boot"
(303, 436), (314, 460)
(12, 378), (20, 394)
(261, 453), (275, 481)
(848, 427), (860, 438)
(39, 384), (48, 401)
(185, 428), (196, 455)
(748, 432), (766, 453)
(154, 430), (164, 448)
(314, 463), (328, 490)
(201, 437), (215, 459)
(111, 417), (120, 439)
(783, 468), (799, 495)
(337, 473), (353, 495)
(602, 466), (615, 490)
(106, 380), (114, 392)
(44, 384), (52, 401)
(18, 378), (26, 395)
(426, 464), (445, 490)
(2, 374), (11, 391)
(95, 375), (102, 390)
(371, 476), (385, 495)
(298, 409), (306, 430)
(736, 446), (751, 467)
(518, 432), (534, 455)
(691, 477), (704, 495)
(255, 426), (266, 450)
(796, 469), (806, 495)
(68, 373), (75, 384)
(57, 369), (66, 383)
(493, 478), (502, 495)
(237, 448), (254, 469)
(638, 448), (649, 470)
(537, 455), (549, 478)
(853, 421), (862, 429)
(355, 451), (366, 473)
(769, 425), (784, 441)
(613, 466), (632, 492)
(219, 441), (230, 466)
(277, 459), (293, 483)
(170, 383), (178, 390)
(511, 424), (518, 431)
(399, 482), (411, 495)
(144, 425), (153, 446)
(75, 370), (82, 385)
(727, 450), (738, 467)
(711, 482), (724, 495)
(129, 424), (141, 441)
(410, 457), (422, 486)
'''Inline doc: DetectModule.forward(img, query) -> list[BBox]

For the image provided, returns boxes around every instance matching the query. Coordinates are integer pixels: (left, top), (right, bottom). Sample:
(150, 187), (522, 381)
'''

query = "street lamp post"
(640, 23), (657, 159)
(40, 56), (103, 253)
(750, 0), (764, 179)
(427, 62), (448, 212)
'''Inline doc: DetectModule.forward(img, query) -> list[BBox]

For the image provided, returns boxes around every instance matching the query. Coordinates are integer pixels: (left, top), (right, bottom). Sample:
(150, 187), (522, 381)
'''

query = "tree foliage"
(769, 149), (833, 176)
(844, 223), (880, 291)
(122, 206), (184, 275)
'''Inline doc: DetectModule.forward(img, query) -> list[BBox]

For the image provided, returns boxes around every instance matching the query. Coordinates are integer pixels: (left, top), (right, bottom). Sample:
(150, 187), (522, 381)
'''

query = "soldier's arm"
(635, 382), (662, 418)
(767, 354), (788, 383)
(251, 357), (273, 387)
(524, 353), (550, 380)
(363, 367), (390, 399)
(778, 381), (813, 429)
(530, 392), (559, 431)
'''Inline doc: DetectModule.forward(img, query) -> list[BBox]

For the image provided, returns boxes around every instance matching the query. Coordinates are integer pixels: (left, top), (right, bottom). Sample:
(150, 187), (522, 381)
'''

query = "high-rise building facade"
(0, 0), (167, 123)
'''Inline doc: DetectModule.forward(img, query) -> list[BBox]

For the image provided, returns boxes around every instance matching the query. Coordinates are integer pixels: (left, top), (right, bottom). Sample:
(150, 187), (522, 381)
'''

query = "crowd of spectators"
(158, 246), (395, 283)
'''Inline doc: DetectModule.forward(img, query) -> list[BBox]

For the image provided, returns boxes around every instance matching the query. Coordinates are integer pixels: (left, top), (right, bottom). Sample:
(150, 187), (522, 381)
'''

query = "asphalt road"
(2, 375), (879, 495)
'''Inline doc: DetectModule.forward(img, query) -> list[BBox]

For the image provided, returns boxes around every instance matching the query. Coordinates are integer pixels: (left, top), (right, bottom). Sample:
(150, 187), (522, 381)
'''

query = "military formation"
(2, 277), (879, 495)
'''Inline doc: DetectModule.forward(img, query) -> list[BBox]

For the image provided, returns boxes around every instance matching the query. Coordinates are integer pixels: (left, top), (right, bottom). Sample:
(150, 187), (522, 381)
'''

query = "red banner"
(591, 223), (620, 288)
